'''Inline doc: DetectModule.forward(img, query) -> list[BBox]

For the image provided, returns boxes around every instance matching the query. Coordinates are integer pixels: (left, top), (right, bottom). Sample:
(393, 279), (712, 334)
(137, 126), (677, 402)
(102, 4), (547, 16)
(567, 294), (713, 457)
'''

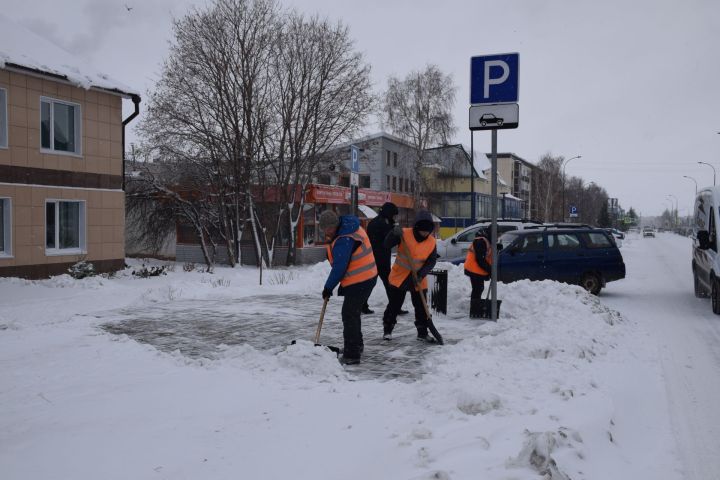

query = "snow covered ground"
(1, 233), (717, 480)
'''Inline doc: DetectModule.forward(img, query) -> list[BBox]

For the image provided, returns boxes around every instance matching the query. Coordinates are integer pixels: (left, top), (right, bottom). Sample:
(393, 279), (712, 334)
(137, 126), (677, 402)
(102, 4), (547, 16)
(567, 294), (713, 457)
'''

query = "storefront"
(300, 184), (416, 249)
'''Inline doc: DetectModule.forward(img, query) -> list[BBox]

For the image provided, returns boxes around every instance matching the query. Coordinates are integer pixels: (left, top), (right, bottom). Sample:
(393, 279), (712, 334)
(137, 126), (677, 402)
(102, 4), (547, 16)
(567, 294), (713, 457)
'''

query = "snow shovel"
(292, 298), (340, 354)
(410, 269), (444, 345)
(470, 286), (501, 320)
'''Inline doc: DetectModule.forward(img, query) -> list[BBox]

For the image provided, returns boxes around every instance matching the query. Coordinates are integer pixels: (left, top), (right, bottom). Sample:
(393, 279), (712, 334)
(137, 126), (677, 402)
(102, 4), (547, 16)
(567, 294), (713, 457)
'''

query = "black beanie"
(380, 202), (398, 218)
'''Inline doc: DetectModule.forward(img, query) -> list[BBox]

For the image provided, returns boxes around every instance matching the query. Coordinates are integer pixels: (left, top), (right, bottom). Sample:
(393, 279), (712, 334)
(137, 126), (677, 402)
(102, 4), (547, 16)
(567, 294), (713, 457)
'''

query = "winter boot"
(361, 304), (375, 314)
(339, 355), (361, 365)
(398, 309), (409, 315)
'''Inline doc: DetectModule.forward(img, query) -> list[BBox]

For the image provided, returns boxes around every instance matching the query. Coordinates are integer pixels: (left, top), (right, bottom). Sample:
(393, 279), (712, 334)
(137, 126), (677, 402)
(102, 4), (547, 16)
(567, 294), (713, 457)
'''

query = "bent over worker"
(381, 210), (438, 342)
(319, 210), (378, 365)
(464, 227), (492, 300)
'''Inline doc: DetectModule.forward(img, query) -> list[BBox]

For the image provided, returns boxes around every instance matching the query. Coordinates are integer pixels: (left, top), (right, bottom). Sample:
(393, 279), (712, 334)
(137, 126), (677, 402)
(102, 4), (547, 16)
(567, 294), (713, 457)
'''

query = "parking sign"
(470, 53), (519, 105)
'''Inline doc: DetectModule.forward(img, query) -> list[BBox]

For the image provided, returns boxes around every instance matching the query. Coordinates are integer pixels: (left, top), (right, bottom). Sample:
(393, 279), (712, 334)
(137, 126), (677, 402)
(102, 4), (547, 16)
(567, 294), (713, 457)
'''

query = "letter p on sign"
(470, 53), (519, 105)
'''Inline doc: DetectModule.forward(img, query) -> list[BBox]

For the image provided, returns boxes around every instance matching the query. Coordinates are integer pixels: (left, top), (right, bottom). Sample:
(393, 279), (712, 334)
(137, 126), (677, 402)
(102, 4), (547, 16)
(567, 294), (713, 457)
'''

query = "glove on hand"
(392, 225), (403, 237)
(322, 288), (332, 300)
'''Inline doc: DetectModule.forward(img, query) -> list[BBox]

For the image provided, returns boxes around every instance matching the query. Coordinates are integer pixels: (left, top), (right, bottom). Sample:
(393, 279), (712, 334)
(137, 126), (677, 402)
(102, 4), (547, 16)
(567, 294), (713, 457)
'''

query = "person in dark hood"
(362, 202), (408, 315)
(319, 210), (378, 365)
(381, 210), (438, 342)
(464, 227), (492, 300)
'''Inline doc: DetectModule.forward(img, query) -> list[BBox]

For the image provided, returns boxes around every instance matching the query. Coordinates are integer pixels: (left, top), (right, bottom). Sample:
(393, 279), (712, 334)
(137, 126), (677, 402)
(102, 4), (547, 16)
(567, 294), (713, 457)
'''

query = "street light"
(667, 194), (678, 230)
(562, 155), (582, 222)
(698, 161), (716, 186)
(683, 175), (698, 195)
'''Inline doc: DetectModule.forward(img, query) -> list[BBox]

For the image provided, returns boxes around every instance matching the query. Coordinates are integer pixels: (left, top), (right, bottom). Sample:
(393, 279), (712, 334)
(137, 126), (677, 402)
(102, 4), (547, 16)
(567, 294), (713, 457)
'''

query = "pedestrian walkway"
(100, 294), (475, 381)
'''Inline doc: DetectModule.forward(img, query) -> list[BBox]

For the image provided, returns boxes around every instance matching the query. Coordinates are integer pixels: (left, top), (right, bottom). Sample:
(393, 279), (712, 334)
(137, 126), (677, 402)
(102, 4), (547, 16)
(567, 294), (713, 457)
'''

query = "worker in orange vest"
(464, 228), (492, 300)
(319, 210), (378, 365)
(382, 210), (438, 342)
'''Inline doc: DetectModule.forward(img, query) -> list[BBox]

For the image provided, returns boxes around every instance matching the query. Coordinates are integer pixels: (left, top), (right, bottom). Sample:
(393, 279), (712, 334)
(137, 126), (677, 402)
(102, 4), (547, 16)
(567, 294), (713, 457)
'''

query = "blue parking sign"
(470, 53), (519, 105)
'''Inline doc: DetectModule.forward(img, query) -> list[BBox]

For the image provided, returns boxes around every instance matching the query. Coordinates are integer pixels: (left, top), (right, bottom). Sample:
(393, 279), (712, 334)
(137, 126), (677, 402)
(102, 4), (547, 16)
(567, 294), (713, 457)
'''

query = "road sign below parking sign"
(470, 53), (519, 105)
(469, 103), (519, 131)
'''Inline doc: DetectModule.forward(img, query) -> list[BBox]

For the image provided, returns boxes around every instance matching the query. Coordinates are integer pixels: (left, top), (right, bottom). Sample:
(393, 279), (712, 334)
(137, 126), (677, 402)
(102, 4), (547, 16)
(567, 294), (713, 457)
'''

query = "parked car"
(642, 227), (655, 237)
(692, 186), (720, 313)
(494, 228), (626, 295)
(606, 228), (625, 240)
(437, 219), (544, 260)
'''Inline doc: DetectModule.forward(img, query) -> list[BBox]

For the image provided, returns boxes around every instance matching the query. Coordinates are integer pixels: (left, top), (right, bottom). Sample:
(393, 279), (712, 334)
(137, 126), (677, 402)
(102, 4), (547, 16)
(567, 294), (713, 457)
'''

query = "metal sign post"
(350, 145), (359, 214)
(469, 52), (520, 322)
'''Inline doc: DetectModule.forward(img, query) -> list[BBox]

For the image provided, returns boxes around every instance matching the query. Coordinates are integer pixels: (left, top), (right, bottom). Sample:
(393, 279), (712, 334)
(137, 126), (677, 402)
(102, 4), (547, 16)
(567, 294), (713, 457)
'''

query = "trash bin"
(429, 269), (447, 315)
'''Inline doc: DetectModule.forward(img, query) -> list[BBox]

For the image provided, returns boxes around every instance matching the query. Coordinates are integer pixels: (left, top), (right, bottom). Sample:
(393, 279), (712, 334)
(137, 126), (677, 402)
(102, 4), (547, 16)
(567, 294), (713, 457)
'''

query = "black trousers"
(470, 275), (487, 300)
(341, 277), (376, 359)
(382, 285), (430, 336)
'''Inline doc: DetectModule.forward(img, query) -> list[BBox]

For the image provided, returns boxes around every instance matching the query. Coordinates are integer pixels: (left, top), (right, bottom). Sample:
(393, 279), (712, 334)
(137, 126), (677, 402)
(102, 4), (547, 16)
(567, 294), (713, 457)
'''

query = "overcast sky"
(5, 0), (719, 216)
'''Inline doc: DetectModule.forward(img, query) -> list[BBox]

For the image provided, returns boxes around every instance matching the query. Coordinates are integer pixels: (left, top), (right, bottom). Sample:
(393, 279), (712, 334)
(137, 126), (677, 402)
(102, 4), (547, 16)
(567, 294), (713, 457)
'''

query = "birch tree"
(381, 65), (457, 194)
(134, 0), (280, 267)
(266, 13), (373, 265)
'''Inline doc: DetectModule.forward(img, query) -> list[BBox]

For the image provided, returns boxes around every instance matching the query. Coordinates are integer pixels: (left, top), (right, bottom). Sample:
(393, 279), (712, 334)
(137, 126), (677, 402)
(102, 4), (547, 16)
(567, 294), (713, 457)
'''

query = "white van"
(692, 186), (720, 313)
(437, 219), (543, 261)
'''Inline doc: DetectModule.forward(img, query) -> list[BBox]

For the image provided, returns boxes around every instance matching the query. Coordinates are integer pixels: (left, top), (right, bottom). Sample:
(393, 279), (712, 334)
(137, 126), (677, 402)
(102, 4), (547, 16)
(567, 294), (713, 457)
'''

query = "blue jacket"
(324, 215), (363, 292)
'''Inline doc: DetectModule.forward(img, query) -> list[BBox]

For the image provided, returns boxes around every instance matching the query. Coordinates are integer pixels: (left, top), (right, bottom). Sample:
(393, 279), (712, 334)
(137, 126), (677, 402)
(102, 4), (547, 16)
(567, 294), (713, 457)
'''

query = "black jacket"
(367, 215), (394, 274)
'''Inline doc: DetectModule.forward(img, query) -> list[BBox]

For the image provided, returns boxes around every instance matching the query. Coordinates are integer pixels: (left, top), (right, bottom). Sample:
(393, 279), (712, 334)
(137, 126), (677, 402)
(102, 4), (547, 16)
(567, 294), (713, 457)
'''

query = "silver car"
(437, 220), (543, 260)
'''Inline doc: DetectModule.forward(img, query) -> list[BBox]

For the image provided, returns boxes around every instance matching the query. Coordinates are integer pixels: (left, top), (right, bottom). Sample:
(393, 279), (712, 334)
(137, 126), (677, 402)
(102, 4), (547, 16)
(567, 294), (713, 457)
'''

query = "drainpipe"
(122, 94), (141, 191)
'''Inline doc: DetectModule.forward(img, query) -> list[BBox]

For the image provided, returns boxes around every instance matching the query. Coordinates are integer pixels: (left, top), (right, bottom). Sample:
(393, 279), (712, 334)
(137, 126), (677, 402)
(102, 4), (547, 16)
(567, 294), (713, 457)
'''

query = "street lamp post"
(562, 155), (582, 222)
(698, 161), (716, 186)
(667, 194), (678, 230)
(683, 175), (698, 195)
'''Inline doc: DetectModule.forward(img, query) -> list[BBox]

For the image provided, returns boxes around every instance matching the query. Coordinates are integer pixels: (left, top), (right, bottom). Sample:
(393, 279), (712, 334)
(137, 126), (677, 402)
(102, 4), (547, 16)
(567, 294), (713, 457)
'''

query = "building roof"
(0, 14), (140, 98)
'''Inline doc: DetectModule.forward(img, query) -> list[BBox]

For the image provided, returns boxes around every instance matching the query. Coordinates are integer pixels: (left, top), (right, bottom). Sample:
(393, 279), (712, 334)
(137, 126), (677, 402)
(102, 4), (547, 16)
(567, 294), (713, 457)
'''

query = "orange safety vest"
(389, 228), (436, 290)
(326, 227), (378, 287)
(464, 236), (492, 276)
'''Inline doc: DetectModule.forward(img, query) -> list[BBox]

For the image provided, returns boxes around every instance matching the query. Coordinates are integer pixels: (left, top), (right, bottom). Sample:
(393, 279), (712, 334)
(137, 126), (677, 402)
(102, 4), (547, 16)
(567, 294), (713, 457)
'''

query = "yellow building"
(422, 144), (519, 239)
(0, 17), (140, 278)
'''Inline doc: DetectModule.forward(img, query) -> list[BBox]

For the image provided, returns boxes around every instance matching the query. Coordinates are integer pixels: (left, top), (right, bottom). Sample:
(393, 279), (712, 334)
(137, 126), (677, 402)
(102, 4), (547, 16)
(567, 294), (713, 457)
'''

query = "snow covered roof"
(0, 14), (140, 97)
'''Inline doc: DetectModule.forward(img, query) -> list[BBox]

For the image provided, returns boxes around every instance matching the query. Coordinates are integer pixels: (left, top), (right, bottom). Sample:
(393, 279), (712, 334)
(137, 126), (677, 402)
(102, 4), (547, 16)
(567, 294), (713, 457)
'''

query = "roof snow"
(0, 14), (139, 97)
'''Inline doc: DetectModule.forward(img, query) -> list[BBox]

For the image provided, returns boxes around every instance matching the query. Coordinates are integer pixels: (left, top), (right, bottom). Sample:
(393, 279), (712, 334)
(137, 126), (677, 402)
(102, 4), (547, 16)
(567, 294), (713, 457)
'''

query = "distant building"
(487, 152), (535, 219)
(0, 16), (140, 278)
(423, 144), (520, 238)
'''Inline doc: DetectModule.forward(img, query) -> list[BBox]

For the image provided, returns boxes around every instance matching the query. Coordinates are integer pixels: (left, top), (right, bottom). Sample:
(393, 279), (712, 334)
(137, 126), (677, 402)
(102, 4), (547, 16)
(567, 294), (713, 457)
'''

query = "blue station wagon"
(496, 228), (626, 294)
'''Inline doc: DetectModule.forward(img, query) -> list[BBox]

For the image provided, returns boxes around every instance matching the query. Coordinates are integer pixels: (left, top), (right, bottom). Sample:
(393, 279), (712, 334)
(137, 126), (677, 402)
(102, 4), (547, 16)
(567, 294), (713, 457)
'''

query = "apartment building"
(0, 17), (140, 278)
(488, 152), (535, 219)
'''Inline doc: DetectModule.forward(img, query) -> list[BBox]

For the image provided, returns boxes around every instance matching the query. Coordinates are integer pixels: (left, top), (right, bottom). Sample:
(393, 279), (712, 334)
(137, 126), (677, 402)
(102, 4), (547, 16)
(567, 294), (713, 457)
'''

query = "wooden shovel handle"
(314, 297), (329, 344)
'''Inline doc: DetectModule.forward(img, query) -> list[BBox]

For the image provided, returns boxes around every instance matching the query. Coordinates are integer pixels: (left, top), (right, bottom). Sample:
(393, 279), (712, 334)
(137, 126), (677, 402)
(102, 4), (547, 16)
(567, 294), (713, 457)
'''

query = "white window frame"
(40, 96), (82, 156)
(45, 199), (87, 256)
(0, 197), (11, 257)
(0, 87), (7, 149)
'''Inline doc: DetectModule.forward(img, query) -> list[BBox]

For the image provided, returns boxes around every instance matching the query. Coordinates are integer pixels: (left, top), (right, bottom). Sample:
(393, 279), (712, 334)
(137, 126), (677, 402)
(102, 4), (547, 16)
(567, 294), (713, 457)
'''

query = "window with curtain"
(40, 97), (81, 154)
(46, 200), (86, 253)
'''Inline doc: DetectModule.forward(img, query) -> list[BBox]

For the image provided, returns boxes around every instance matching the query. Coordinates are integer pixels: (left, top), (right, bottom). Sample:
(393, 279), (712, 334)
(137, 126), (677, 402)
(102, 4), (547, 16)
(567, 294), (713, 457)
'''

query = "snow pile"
(0, 254), (684, 480)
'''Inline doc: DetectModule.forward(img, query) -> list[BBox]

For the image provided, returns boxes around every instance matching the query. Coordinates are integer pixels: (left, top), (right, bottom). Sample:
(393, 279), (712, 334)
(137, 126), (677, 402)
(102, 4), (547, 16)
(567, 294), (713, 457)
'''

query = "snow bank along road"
(603, 233), (720, 480)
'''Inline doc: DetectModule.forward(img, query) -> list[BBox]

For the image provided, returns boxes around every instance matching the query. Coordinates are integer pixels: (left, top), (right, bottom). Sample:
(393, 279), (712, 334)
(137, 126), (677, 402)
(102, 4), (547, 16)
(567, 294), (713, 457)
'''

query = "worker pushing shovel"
(318, 210), (378, 365)
(381, 210), (443, 344)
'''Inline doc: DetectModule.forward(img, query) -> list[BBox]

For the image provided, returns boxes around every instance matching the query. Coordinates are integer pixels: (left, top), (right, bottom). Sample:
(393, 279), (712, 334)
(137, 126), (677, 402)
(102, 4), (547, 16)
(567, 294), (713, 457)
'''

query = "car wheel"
(694, 268), (707, 298)
(497, 119), (504, 125)
(581, 272), (602, 295)
(712, 276), (720, 315)
(480, 121), (487, 127)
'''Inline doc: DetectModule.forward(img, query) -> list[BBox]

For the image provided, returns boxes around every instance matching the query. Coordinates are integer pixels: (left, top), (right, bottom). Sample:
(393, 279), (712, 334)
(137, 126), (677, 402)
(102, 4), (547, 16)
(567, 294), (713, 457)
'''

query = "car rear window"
(582, 232), (613, 249)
